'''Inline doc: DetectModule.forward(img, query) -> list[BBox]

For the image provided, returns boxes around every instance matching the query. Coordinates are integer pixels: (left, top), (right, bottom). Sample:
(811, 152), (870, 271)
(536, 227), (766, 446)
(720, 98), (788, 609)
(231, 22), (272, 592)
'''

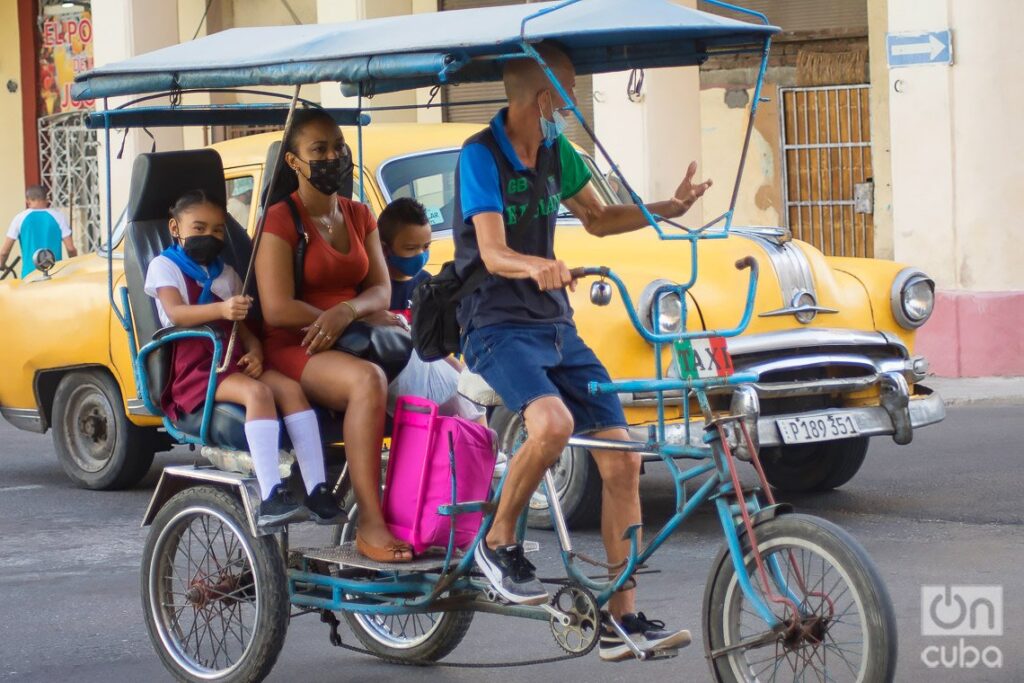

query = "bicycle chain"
(318, 609), (592, 669)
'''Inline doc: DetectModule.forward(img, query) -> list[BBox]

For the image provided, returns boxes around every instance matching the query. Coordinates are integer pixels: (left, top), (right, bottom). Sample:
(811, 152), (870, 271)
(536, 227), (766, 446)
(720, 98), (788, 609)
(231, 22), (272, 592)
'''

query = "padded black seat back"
(124, 149), (254, 411)
(260, 140), (298, 208)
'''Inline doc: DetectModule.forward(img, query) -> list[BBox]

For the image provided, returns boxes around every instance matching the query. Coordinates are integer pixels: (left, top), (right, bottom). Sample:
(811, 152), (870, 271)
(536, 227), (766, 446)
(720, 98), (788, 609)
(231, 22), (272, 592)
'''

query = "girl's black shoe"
(306, 483), (347, 525)
(257, 484), (304, 528)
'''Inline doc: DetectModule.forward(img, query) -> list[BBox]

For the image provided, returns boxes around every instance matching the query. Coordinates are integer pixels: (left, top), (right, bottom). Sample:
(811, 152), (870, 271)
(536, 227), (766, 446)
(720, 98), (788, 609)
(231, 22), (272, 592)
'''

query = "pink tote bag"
(383, 395), (497, 554)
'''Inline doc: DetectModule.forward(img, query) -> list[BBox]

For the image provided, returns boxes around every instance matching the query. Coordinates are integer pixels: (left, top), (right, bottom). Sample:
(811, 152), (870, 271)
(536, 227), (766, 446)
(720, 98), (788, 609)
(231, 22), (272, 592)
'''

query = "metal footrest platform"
(294, 542), (462, 572)
(294, 539), (539, 573)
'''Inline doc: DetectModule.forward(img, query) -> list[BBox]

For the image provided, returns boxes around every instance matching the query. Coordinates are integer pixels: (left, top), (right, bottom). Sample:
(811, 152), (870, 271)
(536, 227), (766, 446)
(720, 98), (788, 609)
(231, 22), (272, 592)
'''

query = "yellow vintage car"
(0, 123), (943, 523)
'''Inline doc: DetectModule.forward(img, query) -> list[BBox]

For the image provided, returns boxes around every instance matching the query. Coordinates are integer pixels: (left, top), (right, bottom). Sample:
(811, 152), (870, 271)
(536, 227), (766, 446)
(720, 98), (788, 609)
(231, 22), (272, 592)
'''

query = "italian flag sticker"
(675, 337), (735, 380)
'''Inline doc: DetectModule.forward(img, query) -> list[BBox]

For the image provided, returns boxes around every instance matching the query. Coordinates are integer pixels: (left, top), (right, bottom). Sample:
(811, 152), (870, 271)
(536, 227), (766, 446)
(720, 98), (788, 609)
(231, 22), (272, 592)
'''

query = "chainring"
(549, 584), (600, 655)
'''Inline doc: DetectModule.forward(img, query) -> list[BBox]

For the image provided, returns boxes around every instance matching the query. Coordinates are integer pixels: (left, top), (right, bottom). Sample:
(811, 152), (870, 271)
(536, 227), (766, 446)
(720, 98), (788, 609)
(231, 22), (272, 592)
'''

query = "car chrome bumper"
(627, 381), (945, 454)
(751, 384), (944, 448)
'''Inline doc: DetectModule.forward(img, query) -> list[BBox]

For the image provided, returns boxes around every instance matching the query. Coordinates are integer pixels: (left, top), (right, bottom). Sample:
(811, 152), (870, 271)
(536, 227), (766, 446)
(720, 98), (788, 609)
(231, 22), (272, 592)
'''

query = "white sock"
(245, 419), (282, 499)
(284, 410), (326, 495)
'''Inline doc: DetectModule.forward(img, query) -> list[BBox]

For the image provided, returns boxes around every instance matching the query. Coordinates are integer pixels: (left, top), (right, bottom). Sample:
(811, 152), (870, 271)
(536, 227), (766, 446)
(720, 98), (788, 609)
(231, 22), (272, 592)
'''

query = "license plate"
(776, 413), (861, 444)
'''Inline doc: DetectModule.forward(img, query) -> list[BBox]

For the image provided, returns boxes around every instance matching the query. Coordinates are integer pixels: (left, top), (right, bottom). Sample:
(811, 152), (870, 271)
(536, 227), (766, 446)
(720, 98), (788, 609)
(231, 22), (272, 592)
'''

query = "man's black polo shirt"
(453, 108), (592, 331)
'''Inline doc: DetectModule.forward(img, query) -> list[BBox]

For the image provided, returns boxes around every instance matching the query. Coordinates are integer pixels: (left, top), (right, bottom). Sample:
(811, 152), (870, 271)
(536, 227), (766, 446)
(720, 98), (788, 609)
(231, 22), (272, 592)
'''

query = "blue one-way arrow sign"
(887, 30), (952, 67)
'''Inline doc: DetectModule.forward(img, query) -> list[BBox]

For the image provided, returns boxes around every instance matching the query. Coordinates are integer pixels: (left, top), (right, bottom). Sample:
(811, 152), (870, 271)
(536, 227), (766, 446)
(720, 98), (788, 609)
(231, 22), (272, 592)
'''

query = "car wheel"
(51, 369), (156, 490)
(761, 437), (870, 494)
(489, 406), (602, 530)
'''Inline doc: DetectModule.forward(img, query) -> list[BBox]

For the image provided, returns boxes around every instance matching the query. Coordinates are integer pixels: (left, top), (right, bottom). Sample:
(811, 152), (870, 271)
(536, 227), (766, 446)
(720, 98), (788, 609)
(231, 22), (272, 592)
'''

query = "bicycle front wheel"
(702, 513), (897, 682)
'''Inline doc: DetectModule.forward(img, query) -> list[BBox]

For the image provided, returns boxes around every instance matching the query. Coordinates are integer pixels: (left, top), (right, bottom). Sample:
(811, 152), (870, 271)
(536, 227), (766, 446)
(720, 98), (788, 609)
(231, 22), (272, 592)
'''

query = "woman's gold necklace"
(314, 207), (338, 236)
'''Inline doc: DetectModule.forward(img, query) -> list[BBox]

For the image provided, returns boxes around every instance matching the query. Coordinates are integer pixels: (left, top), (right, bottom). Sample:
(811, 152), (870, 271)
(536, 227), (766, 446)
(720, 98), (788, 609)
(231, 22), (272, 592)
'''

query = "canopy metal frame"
(89, 0), (775, 356)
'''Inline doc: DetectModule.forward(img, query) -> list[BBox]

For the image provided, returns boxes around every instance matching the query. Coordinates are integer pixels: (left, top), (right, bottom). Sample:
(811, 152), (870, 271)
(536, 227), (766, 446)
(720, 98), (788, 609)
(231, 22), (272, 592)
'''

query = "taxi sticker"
(675, 337), (734, 380)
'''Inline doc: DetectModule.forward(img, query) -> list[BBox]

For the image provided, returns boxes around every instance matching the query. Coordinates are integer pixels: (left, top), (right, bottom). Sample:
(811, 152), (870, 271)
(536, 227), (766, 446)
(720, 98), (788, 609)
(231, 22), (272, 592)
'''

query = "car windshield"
(97, 209), (128, 255)
(377, 149), (617, 232)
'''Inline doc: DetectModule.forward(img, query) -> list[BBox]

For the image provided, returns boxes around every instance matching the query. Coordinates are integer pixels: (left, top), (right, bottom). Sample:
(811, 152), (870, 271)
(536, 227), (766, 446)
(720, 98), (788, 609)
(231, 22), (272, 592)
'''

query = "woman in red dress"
(256, 109), (412, 562)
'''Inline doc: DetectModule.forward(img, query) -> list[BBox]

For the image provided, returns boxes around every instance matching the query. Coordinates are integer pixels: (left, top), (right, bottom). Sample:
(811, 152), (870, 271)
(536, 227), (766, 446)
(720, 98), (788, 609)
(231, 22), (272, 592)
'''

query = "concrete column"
(592, 0), (702, 224)
(886, 0), (956, 288)
(92, 0), (183, 225)
(0, 1), (26, 221)
(866, 0), (894, 260)
(892, 0), (1024, 376)
(592, 62), (703, 227)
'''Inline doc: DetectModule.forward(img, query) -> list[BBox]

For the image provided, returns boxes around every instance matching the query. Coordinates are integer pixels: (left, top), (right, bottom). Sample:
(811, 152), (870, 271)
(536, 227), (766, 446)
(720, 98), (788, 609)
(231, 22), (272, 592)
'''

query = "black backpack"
(410, 261), (486, 361)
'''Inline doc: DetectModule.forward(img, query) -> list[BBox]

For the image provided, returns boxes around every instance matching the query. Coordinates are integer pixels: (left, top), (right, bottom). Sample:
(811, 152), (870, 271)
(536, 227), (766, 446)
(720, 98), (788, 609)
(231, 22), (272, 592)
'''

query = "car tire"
(489, 406), (603, 530)
(51, 369), (156, 490)
(761, 436), (870, 494)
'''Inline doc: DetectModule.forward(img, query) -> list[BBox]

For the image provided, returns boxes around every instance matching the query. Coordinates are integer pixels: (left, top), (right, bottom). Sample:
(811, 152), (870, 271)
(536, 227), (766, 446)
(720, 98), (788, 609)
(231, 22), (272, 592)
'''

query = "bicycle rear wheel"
(702, 513), (897, 682)
(334, 498), (474, 664)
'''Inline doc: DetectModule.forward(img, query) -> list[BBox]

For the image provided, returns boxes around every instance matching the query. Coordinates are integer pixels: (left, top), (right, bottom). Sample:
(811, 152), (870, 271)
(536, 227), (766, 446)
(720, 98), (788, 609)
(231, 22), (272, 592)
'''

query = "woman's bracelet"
(341, 300), (359, 319)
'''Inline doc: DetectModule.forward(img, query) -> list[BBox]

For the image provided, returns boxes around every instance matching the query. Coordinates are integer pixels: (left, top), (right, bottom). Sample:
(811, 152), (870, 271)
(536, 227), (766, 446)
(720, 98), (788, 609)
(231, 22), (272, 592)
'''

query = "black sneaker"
(474, 542), (548, 605)
(599, 611), (692, 662)
(257, 484), (304, 529)
(305, 483), (347, 525)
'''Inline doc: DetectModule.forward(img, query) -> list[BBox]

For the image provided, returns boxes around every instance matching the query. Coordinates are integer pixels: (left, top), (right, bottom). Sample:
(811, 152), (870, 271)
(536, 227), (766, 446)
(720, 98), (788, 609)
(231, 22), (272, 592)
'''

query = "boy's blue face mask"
(387, 250), (430, 277)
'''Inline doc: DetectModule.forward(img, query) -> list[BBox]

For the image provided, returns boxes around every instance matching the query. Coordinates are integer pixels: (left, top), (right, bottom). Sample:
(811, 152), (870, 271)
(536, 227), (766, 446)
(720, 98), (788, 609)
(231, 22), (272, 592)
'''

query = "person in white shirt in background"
(0, 185), (78, 278)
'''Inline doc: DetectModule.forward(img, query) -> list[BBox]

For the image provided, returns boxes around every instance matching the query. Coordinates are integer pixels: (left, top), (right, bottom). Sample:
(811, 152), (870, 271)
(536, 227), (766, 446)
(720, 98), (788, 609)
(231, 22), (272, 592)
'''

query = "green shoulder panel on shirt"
(557, 135), (592, 200)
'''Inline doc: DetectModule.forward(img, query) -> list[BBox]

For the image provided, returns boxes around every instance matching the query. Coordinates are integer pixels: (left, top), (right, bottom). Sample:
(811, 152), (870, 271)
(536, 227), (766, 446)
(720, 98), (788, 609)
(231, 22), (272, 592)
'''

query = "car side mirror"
(604, 171), (633, 205)
(32, 248), (56, 278)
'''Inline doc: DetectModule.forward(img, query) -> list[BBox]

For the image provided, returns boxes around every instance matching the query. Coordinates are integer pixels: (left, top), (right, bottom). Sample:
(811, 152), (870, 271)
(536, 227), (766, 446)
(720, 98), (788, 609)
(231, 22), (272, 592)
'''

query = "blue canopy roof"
(73, 0), (777, 101)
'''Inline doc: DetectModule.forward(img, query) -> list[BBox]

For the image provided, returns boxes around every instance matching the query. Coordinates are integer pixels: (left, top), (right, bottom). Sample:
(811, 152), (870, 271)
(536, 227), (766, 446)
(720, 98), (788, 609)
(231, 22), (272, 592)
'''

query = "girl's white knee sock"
(284, 410), (326, 495)
(245, 419), (282, 499)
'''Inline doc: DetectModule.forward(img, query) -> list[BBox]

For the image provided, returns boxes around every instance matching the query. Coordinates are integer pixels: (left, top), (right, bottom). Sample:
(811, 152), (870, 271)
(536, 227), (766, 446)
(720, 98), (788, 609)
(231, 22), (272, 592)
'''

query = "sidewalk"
(924, 376), (1024, 407)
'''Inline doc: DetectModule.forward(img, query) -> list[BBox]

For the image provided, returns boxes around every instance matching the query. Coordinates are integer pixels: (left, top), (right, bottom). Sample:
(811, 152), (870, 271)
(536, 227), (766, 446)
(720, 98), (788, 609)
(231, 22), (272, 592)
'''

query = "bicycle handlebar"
(569, 266), (608, 279)
(571, 257), (759, 343)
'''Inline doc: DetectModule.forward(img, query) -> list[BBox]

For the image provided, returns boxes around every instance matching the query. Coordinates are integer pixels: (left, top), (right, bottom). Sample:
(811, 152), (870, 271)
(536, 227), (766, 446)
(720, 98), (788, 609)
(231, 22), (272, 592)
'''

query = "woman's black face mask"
(183, 235), (224, 266)
(297, 144), (353, 197)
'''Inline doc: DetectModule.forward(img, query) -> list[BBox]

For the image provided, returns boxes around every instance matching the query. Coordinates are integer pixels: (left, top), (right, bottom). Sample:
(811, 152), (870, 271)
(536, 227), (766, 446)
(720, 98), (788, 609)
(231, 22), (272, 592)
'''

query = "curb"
(923, 378), (1024, 408)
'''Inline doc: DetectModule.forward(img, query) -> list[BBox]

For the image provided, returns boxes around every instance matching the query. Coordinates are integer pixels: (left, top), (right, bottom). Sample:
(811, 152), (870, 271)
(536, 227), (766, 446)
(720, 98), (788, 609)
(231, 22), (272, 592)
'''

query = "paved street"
(0, 404), (1021, 682)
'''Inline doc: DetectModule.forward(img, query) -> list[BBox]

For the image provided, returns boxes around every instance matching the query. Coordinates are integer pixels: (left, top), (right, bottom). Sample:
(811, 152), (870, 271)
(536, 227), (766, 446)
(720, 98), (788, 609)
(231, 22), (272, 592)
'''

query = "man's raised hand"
(671, 161), (713, 217)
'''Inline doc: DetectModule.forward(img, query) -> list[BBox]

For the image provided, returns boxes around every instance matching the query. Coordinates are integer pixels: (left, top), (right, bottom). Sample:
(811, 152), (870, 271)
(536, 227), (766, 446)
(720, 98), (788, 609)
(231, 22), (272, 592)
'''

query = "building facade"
(3, 0), (1021, 375)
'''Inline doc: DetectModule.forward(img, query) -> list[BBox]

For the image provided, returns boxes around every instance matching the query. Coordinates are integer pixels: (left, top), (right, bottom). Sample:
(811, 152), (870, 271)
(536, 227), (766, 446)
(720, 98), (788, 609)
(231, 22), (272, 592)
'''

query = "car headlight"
(639, 279), (683, 335)
(891, 268), (935, 329)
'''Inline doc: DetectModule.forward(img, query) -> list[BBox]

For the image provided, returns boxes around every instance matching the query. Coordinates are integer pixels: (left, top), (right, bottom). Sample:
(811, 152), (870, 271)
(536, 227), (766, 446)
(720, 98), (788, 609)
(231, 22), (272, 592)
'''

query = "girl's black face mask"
(182, 235), (224, 266)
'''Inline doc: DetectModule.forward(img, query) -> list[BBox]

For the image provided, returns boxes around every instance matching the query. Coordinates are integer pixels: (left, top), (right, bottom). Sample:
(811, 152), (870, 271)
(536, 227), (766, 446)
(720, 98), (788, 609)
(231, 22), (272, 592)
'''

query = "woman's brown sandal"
(355, 533), (414, 563)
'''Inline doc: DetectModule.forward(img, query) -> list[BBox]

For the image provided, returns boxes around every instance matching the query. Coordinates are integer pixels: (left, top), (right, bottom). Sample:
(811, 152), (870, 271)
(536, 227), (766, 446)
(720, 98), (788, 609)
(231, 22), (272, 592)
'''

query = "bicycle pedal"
(642, 648), (680, 662)
(522, 540), (540, 553)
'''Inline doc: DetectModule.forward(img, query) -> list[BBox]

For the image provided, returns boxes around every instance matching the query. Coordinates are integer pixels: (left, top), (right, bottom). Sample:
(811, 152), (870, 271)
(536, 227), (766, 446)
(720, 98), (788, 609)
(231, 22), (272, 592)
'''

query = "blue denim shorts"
(462, 323), (627, 435)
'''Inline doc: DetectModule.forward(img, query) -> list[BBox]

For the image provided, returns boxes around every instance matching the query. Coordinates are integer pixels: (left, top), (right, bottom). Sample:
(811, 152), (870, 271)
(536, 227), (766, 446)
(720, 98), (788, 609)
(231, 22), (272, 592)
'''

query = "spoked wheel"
(703, 514), (897, 683)
(142, 486), (288, 682)
(334, 498), (474, 664)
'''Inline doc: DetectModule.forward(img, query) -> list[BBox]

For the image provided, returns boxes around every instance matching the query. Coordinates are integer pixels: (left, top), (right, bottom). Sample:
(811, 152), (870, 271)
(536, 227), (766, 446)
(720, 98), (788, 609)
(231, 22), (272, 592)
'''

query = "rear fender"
(143, 465), (269, 537)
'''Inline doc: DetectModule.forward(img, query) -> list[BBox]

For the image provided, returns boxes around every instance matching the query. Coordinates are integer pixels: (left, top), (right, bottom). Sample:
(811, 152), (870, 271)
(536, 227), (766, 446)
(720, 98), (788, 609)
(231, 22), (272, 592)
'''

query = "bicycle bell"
(590, 278), (613, 306)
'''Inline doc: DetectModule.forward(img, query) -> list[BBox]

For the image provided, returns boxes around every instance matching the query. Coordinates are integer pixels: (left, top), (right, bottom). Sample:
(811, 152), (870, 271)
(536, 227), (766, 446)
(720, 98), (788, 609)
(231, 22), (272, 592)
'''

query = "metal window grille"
(38, 111), (101, 253)
(779, 84), (874, 257)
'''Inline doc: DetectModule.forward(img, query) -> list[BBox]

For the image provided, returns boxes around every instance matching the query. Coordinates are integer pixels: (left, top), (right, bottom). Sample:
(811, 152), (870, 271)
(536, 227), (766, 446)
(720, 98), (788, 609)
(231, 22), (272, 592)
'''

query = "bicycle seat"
(458, 370), (502, 407)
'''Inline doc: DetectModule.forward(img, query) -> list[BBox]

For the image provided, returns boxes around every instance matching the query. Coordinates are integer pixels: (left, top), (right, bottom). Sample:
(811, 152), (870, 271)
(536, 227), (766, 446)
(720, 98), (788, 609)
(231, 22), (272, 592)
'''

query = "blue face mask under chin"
(540, 107), (568, 145)
(387, 250), (430, 277)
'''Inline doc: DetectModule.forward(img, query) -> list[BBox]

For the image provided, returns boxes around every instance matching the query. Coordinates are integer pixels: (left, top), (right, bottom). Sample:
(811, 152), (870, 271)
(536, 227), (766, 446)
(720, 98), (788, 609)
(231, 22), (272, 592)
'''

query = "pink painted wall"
(916, 291), (1024, 377)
